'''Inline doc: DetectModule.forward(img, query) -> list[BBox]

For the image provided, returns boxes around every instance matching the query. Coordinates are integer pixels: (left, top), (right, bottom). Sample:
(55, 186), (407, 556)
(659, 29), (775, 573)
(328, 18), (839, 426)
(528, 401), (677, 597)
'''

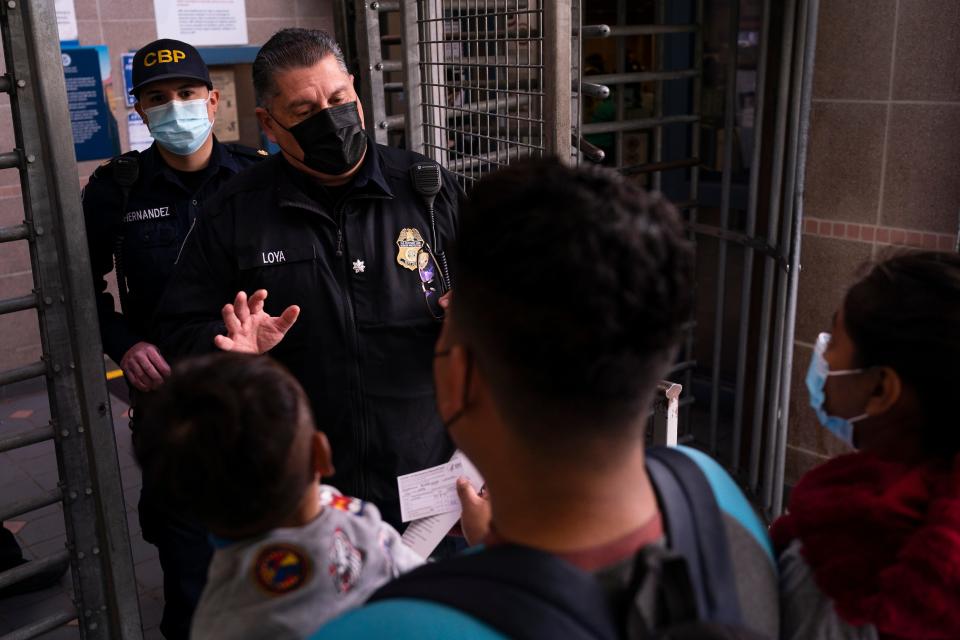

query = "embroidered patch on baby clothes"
(252, 544), (311, 595)
(320, 487), (366, 516)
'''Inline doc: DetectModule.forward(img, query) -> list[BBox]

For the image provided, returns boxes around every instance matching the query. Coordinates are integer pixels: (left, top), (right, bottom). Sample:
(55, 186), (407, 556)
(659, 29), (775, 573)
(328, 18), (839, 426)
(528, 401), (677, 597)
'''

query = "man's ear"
(864, 366), (902, 417)
(207, 88), (220, 112)
(435, 343), (470, 420)
(312, 431), (335, 478)
(255, 107), (279, 144)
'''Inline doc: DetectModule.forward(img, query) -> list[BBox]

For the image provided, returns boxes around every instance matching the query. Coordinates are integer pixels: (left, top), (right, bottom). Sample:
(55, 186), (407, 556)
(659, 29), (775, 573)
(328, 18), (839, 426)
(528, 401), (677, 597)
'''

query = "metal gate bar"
(707, 0), (741, 454)
(767, 0), (819, 516)
(762, 0), (807, 507)
(0, 0), (141, 636)
(730, 0), (771, 472)
(579, 1), (704, 443)
(748, 0), (799, 493)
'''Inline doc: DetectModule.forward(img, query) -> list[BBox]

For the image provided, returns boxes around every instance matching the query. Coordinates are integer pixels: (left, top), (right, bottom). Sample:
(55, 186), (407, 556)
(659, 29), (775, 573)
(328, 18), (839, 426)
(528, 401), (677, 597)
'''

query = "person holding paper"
(133, 352), (423, 640)
(313, 159), (778, 639)
(154, 28), (463, 535)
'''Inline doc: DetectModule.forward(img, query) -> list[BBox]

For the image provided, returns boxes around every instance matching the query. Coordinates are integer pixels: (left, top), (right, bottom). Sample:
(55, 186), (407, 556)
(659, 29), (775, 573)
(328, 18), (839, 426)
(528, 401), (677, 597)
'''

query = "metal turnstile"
(0, 0), (141, 636)
(347, 0), (820, 517)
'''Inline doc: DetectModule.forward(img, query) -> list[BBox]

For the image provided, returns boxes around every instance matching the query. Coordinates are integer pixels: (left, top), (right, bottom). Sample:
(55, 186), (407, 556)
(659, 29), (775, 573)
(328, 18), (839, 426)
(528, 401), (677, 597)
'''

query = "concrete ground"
(0, 383), (164, 639)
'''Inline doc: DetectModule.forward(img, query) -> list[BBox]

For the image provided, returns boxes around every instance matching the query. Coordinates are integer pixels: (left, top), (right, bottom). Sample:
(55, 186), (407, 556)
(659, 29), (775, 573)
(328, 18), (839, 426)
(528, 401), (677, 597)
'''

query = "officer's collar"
(349, 137), (394, 197)
(276, 137), (394, 215)
(140, 136), (234, 188)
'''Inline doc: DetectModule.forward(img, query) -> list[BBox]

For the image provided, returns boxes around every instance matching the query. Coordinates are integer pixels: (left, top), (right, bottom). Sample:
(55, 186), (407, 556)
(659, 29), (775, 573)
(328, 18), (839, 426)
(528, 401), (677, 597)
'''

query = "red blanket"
(771, 451), (960, 639)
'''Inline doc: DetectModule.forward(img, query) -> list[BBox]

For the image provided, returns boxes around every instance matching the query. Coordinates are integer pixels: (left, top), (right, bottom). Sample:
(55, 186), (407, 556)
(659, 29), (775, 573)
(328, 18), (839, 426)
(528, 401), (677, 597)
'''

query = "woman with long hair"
(774, 250), (960, 639)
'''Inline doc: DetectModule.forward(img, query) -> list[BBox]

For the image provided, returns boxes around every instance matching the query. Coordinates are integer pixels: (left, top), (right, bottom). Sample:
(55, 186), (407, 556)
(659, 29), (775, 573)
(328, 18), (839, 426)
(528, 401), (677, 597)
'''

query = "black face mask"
(275, 101), (367, 175)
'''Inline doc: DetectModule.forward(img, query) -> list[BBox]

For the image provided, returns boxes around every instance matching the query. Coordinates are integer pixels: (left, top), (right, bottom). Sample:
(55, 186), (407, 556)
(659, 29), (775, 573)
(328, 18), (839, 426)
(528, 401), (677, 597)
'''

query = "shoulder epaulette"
(320, 487), (366, 516)
(224, 143), (270, 161)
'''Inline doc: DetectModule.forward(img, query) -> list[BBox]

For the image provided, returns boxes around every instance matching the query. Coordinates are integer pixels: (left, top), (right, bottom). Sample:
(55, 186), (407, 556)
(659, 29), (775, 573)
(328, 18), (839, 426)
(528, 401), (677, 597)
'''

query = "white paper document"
(399, 451), (484, 558)
(398, 451), (480, 522)
(55, 0), (78, 42)
(154, 0), (248, 46)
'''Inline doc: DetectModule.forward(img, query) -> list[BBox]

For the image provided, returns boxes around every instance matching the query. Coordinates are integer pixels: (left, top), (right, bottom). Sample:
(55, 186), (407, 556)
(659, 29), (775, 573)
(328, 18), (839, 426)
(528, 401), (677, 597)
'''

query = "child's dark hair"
(844, 250), (960, 457)
(133, 353), (315, 535)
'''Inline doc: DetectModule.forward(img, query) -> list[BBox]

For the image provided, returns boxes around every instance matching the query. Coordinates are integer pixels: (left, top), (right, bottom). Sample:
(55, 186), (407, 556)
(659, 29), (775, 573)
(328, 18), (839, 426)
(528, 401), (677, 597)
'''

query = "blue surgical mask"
(144, 97), (213, 156)
(805, 332), (868, 446)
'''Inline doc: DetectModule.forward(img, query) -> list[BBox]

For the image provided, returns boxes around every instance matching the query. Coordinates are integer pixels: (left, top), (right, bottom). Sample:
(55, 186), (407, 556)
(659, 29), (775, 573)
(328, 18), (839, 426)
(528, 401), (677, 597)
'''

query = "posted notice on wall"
(209, 68), (240, 143)
(127, 112), (153, 153)
(62, 45), (121, 162)
(55, 0), (78, 42)
(154, 0), (248, 46)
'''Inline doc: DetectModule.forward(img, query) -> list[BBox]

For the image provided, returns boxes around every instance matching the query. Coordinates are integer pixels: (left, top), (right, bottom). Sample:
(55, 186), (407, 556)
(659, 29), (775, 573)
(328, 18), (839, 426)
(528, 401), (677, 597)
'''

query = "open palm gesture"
(214, 289), (300, 354)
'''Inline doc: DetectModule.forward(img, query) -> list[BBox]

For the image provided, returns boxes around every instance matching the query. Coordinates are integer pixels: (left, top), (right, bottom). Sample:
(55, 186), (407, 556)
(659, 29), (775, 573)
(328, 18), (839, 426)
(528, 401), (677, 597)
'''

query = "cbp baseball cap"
(130, 38), (212, 97)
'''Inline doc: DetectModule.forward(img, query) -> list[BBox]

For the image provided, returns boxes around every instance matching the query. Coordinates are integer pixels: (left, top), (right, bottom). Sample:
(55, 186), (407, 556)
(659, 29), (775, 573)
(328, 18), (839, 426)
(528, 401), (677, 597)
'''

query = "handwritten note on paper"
(399, 451), (484, 558)
(398, 453), (471, 522)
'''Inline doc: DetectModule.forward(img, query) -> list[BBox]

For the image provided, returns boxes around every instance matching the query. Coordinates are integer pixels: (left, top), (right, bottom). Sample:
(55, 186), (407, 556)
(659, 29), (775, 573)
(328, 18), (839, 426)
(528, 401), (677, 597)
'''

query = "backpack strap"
(644, 447), (743, 626)
(371, 545), (619, 640)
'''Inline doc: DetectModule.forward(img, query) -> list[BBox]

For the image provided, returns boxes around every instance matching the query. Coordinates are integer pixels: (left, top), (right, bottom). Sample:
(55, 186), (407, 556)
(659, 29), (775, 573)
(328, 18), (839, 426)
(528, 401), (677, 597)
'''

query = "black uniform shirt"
(155, 140), (463, 527)
(82, 139), (263, 363)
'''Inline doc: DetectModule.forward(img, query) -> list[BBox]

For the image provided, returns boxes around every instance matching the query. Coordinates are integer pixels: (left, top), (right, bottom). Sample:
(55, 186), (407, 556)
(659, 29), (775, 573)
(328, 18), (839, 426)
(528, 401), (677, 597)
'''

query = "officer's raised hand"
(120, 341), (171, 392)
(214, 289), (300, 354)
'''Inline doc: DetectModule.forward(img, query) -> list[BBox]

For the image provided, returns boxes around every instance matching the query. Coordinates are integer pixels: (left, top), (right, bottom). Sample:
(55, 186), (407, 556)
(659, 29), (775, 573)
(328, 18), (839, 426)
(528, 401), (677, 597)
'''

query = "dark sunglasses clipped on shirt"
(417, 245), (446, 321)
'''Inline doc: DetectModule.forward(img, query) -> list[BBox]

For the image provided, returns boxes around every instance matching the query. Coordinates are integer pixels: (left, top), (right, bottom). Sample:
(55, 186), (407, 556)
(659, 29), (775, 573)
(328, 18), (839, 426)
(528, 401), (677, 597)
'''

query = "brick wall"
(0, 0), (334, 372)
(786, 0), (960, 482)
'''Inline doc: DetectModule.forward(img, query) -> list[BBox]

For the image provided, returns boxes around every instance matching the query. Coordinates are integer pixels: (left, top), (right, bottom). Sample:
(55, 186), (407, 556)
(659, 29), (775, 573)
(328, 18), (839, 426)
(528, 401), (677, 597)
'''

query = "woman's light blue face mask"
(806, 332), (869, 446)
(143, 97), (213, 156)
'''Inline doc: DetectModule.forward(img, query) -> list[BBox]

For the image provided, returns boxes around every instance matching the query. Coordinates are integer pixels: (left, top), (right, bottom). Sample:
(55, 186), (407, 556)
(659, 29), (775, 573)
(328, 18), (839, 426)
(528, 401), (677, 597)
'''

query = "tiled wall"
(786, 0), (960, 482)
(0, 1), (333, 372)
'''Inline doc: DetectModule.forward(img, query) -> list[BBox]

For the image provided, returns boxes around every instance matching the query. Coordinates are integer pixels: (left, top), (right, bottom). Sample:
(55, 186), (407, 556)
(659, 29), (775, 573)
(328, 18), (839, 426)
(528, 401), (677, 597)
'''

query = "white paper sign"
(127, 112), (153, 152)
(55, 0), (78, 42)
(400, 451), (484, 558)
(154, 0), (249, 46)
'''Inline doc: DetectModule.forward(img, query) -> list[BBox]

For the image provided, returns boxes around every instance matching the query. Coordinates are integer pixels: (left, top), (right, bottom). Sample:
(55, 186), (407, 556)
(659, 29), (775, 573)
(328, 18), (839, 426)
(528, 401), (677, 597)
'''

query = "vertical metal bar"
(749, 0), (797, 492)
(771, 0), (819, 517)
(615, 0), (627, 171)
(3, 0), (142, 636)
(422, 0), (448, 164)
(763, 0), (809, 510)
(571, 0), (582, 165)
(731, 0), (771, 472)
(400, 0), (425, 153)
(708, 0), (740, 455)
(652, 0), (664, 190)
(543, 0), (571, 161)
(356, 0), (389, 144)
(681, 0), (704, 440)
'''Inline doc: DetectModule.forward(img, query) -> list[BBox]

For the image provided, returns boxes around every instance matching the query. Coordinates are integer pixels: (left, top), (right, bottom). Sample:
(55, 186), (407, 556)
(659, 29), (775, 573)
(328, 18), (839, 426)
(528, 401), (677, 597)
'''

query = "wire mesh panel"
(414, 0), (567, 189)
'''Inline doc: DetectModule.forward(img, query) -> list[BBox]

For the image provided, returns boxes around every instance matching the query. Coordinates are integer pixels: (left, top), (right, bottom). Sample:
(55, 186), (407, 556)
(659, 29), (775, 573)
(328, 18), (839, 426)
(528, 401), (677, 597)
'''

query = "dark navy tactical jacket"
(154, 140), (462, 529)
(82, 139), (263, 364)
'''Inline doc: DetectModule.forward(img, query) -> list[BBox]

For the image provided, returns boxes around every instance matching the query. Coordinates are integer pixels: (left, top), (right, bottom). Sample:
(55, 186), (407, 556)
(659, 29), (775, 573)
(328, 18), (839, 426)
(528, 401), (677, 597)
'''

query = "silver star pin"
(352, 259), (365, 274)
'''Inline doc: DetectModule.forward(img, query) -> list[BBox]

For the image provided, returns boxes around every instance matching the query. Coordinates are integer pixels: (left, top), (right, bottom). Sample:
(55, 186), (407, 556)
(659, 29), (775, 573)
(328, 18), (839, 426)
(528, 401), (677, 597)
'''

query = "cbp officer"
(81, 38), (264, 639)
(155, 29), (463, 533)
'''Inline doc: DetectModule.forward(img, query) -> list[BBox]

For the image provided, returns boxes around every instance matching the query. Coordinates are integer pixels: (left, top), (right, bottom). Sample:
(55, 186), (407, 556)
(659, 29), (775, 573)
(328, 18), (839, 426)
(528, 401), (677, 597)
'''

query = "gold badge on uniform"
(396, 228), (425, 271)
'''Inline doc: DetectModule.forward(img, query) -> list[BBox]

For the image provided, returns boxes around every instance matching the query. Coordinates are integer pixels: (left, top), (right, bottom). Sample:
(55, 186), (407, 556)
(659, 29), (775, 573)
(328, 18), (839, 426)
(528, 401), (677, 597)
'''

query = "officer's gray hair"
(253, 28), (350, 108)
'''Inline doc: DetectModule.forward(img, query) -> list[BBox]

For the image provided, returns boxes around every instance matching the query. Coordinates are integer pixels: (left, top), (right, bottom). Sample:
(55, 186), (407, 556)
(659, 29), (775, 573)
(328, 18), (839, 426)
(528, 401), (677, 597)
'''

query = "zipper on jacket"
(334, 199), (368, 500)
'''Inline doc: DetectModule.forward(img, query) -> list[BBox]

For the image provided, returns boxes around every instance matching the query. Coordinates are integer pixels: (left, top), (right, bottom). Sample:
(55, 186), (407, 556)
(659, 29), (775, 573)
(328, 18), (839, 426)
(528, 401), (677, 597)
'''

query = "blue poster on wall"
(61, 45), (120, 162)
(122, 52), (136, 107)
